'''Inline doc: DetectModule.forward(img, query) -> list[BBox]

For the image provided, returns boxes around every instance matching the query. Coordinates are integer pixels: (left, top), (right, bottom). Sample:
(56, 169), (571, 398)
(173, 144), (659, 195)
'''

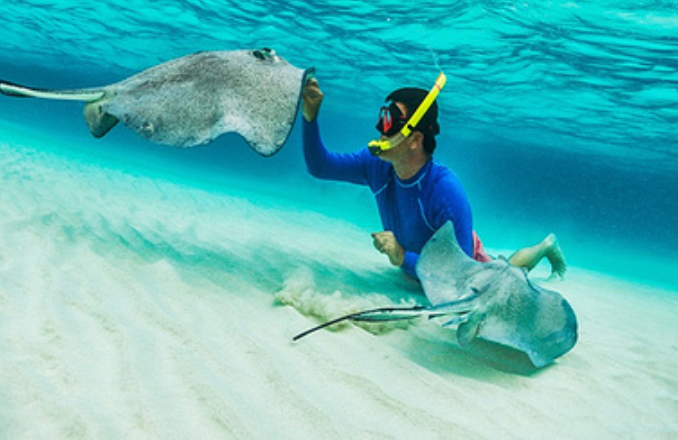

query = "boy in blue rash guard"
(301, 79), (567, 280)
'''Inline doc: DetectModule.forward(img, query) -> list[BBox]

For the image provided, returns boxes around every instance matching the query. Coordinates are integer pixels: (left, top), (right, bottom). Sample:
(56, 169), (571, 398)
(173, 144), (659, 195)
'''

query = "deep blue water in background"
(0, 0), (676, 286)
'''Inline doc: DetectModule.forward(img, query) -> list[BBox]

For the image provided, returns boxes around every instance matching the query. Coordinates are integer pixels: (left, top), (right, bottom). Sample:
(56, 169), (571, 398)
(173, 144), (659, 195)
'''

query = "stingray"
(0, 48), (313, 156)
(415, 222), (578, 367)
(294, 222), (578, 368)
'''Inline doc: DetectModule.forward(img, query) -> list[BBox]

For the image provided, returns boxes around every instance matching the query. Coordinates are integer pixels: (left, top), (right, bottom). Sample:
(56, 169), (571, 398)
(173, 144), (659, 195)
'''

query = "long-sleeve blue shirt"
(303, 119), (474, 278)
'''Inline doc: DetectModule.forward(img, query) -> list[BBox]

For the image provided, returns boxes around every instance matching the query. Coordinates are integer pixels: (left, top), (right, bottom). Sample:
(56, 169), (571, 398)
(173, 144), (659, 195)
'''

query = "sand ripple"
(1, 138), (677, 439)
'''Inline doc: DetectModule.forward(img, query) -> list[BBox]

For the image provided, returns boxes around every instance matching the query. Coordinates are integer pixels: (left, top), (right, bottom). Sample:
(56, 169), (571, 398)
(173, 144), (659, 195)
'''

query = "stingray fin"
(84, 100), (119, 138)
(457, 312), (484, 346)
(241, 66), (316, 156)
(0, 80), (104, 101)
(416, 221), (484, 305)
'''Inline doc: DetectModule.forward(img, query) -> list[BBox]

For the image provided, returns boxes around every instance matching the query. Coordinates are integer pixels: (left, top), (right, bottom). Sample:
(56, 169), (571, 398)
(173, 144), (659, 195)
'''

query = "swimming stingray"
(415, 222), (578, 367)
(0, 48), (313, 156)
(294, 222), (578, 368)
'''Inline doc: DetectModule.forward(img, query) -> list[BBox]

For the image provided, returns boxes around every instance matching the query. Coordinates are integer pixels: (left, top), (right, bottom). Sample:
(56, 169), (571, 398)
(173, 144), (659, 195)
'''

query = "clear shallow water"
(1, 4), (678, 438)
(0, 0), (677, 286)
(2, 0), (676, 157)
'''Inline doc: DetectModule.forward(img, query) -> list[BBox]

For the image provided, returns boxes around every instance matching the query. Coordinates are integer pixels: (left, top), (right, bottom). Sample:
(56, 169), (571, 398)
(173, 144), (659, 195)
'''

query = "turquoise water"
(0, 0), (677, 287)
(1, 4), (678, 438)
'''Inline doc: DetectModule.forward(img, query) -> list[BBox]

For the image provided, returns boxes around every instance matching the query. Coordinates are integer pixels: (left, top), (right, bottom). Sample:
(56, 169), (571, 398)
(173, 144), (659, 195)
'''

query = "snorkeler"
(301, 76), (566, 279)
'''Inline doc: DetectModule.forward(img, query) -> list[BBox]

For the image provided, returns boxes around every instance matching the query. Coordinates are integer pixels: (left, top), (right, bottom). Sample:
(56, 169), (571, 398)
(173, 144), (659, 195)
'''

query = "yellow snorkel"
(368, 72), (447, 155)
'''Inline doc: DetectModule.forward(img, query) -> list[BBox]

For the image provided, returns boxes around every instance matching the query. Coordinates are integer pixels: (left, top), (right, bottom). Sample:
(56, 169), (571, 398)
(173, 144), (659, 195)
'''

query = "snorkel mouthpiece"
(368, 72), (447, 156)
(368, 139), (390, 155)
(368, 132), (406, 156)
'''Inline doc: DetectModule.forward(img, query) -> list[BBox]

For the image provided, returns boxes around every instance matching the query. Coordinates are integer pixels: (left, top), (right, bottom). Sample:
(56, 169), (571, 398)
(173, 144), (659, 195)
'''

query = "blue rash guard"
(303, 119), (474, 278)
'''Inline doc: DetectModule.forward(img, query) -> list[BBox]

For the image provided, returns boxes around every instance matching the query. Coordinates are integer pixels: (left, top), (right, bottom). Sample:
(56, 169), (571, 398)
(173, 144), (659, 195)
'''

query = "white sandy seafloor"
(0, 125), (677, 440)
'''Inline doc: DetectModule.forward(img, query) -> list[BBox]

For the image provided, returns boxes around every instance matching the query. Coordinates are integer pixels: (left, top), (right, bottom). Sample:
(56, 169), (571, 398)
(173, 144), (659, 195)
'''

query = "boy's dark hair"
(386, 87), (440, 155)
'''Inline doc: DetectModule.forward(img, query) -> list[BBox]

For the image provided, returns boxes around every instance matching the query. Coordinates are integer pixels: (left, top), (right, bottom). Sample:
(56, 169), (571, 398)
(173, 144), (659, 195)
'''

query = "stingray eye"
(252, 48), (277, 62)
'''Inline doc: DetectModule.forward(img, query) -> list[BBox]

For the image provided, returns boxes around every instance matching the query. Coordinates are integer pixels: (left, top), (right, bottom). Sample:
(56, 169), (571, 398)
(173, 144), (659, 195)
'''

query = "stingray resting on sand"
(295, 222), (578, 369)
(0, 48), (313, 156)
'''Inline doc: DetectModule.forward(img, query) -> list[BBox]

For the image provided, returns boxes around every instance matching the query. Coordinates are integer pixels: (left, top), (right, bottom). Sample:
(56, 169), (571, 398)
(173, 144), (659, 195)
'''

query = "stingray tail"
(0, 80), (104, 102)
(0, 79), (118, 138)
(292, 297), (478, 342)
(292, 305), (429, 341)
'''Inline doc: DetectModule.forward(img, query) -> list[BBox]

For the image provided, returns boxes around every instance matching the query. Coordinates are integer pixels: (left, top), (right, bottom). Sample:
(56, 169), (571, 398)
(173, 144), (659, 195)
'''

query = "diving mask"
(368, 72), (447, 156)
